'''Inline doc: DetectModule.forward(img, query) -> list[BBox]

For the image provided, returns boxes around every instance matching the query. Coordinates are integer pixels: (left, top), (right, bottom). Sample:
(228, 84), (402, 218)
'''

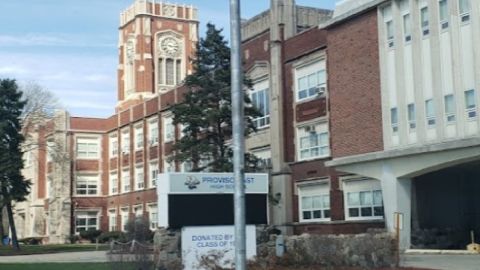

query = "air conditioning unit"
(318, 86), (326, 96)
(304, 125), (316, 133)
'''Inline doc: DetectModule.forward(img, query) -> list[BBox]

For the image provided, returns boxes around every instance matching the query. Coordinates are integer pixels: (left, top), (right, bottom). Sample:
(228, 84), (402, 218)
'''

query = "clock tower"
(117, 0), (199, 112)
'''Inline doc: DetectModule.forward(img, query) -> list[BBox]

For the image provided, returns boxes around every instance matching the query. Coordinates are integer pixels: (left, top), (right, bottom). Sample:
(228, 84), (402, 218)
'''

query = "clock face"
(161, 38), (179, 56)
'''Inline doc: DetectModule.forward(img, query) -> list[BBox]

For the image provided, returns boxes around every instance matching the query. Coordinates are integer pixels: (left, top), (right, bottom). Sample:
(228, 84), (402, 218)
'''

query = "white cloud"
(0, 33), (115, 48)
(0, 51), (117, 118)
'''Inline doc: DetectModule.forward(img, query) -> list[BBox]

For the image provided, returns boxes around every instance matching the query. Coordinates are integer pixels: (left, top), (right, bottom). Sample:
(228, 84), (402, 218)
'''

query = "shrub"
(98, 231), (126, 243)
(68, 235), (80, 244)
(18, 237), (43, 245)
(79, 229), (102, 243)
(125, 217), (154, 243)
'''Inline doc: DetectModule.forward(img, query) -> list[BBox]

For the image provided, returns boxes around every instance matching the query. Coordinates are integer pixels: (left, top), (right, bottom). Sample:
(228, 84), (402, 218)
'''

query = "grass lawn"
(0, 244), (109, 256)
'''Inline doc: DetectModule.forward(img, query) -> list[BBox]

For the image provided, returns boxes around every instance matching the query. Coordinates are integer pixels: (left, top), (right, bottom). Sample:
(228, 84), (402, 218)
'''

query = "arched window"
(156, 33), (184, 91)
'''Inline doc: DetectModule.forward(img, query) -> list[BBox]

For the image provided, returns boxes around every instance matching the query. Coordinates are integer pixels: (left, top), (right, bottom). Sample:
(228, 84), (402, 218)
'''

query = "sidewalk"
(0, 251), (108, 263)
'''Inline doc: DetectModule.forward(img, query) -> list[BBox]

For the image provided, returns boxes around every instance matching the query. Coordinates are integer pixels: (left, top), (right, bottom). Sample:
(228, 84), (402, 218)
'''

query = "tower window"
(166, 59), (174, 85)
(158, 59), (164, 85)
(176, 59), (182, 85)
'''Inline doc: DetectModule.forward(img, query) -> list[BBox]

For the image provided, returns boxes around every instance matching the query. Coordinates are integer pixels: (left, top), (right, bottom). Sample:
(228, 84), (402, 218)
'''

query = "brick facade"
(328, 10), (384, 158)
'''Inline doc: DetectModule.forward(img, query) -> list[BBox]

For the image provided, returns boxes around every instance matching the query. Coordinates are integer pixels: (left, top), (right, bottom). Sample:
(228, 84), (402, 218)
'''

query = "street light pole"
(229, 0), (246, 269)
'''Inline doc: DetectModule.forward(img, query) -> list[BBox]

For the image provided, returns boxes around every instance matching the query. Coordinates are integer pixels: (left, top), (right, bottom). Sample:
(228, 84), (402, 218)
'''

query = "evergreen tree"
(0, 79), (30, 250)
(171, 23), (261, 172)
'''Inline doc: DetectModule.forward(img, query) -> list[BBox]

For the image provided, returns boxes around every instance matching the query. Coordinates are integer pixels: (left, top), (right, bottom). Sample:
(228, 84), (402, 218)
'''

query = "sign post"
(229, 0), (246, 269)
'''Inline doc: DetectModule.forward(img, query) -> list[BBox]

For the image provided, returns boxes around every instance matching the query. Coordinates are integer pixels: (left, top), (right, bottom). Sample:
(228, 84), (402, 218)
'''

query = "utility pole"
(229, 0), (246, 269)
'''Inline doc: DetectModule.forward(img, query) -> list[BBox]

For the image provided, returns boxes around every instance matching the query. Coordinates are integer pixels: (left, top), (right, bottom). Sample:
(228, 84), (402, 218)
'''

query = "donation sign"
(181, 225), (256, 270)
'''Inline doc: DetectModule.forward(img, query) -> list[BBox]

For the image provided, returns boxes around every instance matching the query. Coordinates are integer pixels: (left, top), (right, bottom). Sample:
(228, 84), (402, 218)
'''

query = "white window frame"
(420, 5), (430, 36)
(294, 60), (327, 102)
(46, 140), (55, 162)
(148, 118), (159, 146)
(120, 207), (129, 232)
(464, 89), (477, 120)
(122, 169), (131, 193)
(458, 0), (471, 23)
(400, 0), (412, 43)
(133, 205), (143, 219)
(135, 165), (145, 190)
(251, 148), (272, 170)
(425, 99), (436, 128)
(75, 211), (99, 233)
(148, 204), (158, 230)
(343, 178), (384, 221)
(163, 157), (175, 173)
(444, 94), (456, 124)
(121, 129), (130, 154)
(76, 137), (100, 159)
(438, 0), (449, 30)
(110, 172), (118, 195)
(297, 181), (331, 222)
(163, 115), (175, 143)
(75, 175), (99, 196)
(108, 209), (117, 232)
(149, 161), (159, 187)
(296, 122), (330, 161)
(407, 103), (416, 132)
(134, 124), (144, 151)
(390, 107), (399, 134)
(250, 79), (270, 129)
(110, 135), (118, 157)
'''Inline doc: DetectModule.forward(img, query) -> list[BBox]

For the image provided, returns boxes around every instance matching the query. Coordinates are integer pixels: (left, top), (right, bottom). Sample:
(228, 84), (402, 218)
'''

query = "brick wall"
(328, 10), (384, 158)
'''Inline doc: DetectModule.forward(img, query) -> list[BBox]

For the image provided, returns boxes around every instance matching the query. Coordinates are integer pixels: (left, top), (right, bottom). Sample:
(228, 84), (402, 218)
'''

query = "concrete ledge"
(405, 249), (479, 255)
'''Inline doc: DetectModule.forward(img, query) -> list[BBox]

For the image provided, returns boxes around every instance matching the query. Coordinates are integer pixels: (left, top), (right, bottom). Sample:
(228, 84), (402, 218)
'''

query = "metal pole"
(229, 0), (246, 269)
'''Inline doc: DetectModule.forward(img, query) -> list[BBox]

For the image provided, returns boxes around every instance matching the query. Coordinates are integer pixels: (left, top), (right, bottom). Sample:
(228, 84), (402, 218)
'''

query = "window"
(297, 122), (329, 161)
(295, 60), (327, 101)
(166, 59), (174, 85)
(134, 125), (143, 150)
(444, 94), (456, 123)
(344, 179), (383, 220)
(420, 6), (429, 36)
(133, 205), (143, 219)
(459, 0), (471, 22)
(465, 89), (477, 119)
(176, 59), (182, 85)
(76, 138), (99, 159)
(408, 103), (416, 130)
(298, 183), (330, 222)
(148, 205), (158, 230)
(181, 161), (193, 172)
(75, 175), (99, 196)
(110, 173), (118, 195)
(122, 169), (130, 193)
(163, 158), (175, 173)
(47, 140), (55, 162)
(75, 211), (98, 233)
(121, 130), (130, 154)
(439, 0), (449, 29)
(425, 99), (436, 127)
(391, 107), (399, 133)
(250, 80), (270, 129)
(108, 210), (117, 231)
(135, 166), (145, 190)
(386, 20), (394, 47)
(403, 14), (412, 42)
(158, 59), (164, 85)
(163, 115), (175, 142)
(110, 136), (118, 157)
(121, 208), (129, 232)
(148, 119), (159, 146)
(150, 162), (159, 187)
(252, 148), (272, 171)
(24, 151), (33, 167)
(399, 0), (411, 42)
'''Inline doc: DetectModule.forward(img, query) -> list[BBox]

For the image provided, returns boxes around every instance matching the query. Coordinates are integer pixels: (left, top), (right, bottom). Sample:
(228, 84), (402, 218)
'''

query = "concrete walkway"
(0, 251), (108, 263)
(402, 254), (480, 270)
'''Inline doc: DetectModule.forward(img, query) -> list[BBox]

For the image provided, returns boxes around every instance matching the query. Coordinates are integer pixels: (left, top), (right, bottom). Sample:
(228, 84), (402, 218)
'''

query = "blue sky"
(0, 0), (335, 118)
